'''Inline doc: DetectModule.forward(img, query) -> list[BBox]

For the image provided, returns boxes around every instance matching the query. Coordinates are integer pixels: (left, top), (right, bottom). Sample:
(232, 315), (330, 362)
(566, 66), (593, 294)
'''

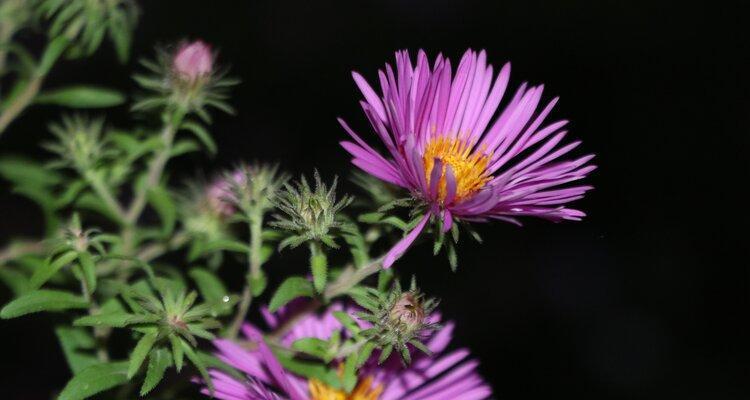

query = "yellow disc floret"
(423, 136), (492, 203)
(309, 376), (383, 400)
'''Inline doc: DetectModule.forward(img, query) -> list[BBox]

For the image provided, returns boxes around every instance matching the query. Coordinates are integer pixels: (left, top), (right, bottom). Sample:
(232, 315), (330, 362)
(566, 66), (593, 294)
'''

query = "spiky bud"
(44, 116), (107, 171)
(356, 278), (440, 365)
(224, 164), (287, 217)
(132, 40), (238, 117)
(272, 170), (353, 250)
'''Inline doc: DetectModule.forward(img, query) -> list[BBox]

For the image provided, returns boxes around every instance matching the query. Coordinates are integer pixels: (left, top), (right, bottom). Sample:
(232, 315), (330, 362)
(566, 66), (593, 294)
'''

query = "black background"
(0, 1), (746, 399)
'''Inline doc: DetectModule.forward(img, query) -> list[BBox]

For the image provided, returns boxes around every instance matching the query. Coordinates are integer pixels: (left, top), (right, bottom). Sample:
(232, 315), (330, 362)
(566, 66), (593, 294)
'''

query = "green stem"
(0, 75), (42, 136)
(227, 208), (264, 339)
(84, 170), (127, 222)
(116, 107), (184, 281)
(79, 268), (109, 362)
(0, 240), (44, 266)
(126, 108), (185, 224)
(0, 36), (67, 137)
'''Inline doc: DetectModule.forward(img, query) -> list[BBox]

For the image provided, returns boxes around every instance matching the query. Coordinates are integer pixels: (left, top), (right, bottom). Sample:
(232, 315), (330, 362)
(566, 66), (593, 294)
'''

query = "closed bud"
(173, 40), (213, 82)
(272, 170), (352, 250)
(389, 292), (425, 332)
(357, 278), (441, 365)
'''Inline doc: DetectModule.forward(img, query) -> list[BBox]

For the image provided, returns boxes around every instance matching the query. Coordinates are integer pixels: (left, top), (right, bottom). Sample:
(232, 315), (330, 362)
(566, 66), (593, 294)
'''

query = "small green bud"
(357, 278), (440, 365)
(272, 170), (353, 250)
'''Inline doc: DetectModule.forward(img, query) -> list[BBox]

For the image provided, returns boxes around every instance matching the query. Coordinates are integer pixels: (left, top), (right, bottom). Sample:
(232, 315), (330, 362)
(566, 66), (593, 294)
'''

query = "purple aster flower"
(339, 49), (596, 267)
(200, 302), (492, 399)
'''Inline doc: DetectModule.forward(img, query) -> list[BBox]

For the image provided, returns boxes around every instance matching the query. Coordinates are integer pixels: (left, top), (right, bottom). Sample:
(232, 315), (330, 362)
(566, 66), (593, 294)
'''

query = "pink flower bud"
(389, 293), (425, 331)
(173, 40), (213, 81)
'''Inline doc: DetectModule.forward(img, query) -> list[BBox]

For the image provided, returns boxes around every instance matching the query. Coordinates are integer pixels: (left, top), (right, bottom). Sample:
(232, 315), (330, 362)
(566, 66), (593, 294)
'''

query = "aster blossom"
(201, 302), (492, 400)
(339, 49), (596, 267)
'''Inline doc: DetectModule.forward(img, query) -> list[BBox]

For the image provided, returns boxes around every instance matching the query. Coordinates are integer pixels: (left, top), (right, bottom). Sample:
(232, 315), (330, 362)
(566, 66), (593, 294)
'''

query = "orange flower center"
(423, 136), (492, 203)
(308, 376), (383, 400)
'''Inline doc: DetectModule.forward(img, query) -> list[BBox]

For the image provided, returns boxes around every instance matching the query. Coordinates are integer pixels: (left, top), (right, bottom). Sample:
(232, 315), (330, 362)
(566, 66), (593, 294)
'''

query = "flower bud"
(173, 40), (213, 81)
(272, 171), (352, 250)
(357, 278), (440, 365)
(389, 292), (425, 332)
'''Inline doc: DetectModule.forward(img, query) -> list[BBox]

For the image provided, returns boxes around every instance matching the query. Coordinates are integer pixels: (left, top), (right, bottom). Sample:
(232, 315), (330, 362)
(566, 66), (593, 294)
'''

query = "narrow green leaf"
(342, 353), (358, 392)
(269, 277), (314, 312)
(35, 86), (125, 108)
(249, 272), (267, 297)
(29, 250), (78, 289)
(37, 36), (69, 76)
(357, 341), (377, 367)
(1, 289), (88, 319)
(58, 361), (129, 400)
(73, 312), (158, 328)
(77, 251), (96, 295)
(200, 239), (251, 254)
(55, 326), (99, 374)
(128, 331), (159, 378)
(189, 268), (228, 303)
(333, 311), (361, 335)
(0, 156), (62, 187)
(181, 339), (212, 392)
(0, 268), (30, 296)
(169, 335), (184, 372)
(147, 186), (176, 236)
(291, 337), (329, 359)
(140, 348), (172, 396)
(181, 121), (217, 155)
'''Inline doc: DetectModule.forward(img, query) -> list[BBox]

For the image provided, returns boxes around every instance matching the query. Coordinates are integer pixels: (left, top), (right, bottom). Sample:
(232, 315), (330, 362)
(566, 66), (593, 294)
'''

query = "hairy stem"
(84, 170), (127, 222)
(0, 75), (42, 136)
(0, 240), (44, 266)
(79, 269), (109, 362)
(126, 108), (185, 224)
(227, 208), (264, 339)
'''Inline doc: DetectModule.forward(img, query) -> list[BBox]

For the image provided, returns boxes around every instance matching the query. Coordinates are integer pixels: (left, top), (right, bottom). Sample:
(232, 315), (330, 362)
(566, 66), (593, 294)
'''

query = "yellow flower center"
(423, 136), (492, 203)
(308, 376), (383, 400)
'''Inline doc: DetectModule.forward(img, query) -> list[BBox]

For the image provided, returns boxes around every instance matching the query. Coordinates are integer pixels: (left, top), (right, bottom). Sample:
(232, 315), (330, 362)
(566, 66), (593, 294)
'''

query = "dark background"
(1, 0), (746, 399)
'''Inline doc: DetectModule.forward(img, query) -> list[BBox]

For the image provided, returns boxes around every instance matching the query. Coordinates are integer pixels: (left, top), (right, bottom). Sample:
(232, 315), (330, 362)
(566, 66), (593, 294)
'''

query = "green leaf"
(333, 311), (361, 335)
(147, 186), (176, 236)
(128, 331), (159, 378)
(170, 139), (200, 157)
(269, 277), (314, 312)
(189, 268), (231, 315)
(73, 312), (158, 328)
(181, 339), (212, 393)
(35, 86), (125, 108)
(29, 250), (78, 289)
(181, 121), (217, 155)
(357, 341), (376, 367)
(291, 337), (329, 359)
(0, 267), (31, 296)
(169, 335), (184, 372)
(249, 271), (267, 297)
(200, 239), (250, 254)
(1, 289), (88, 319)
(58, 361), (129, 400)
(342, 353), (358, 392)
(55, 326), (99, 374)
(37, 36), (69, 76)
(310, 245), (327, 293)
(77, 251), (97, 295)
(0, 156), (62, 187)
(140, 348), (172, 396)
